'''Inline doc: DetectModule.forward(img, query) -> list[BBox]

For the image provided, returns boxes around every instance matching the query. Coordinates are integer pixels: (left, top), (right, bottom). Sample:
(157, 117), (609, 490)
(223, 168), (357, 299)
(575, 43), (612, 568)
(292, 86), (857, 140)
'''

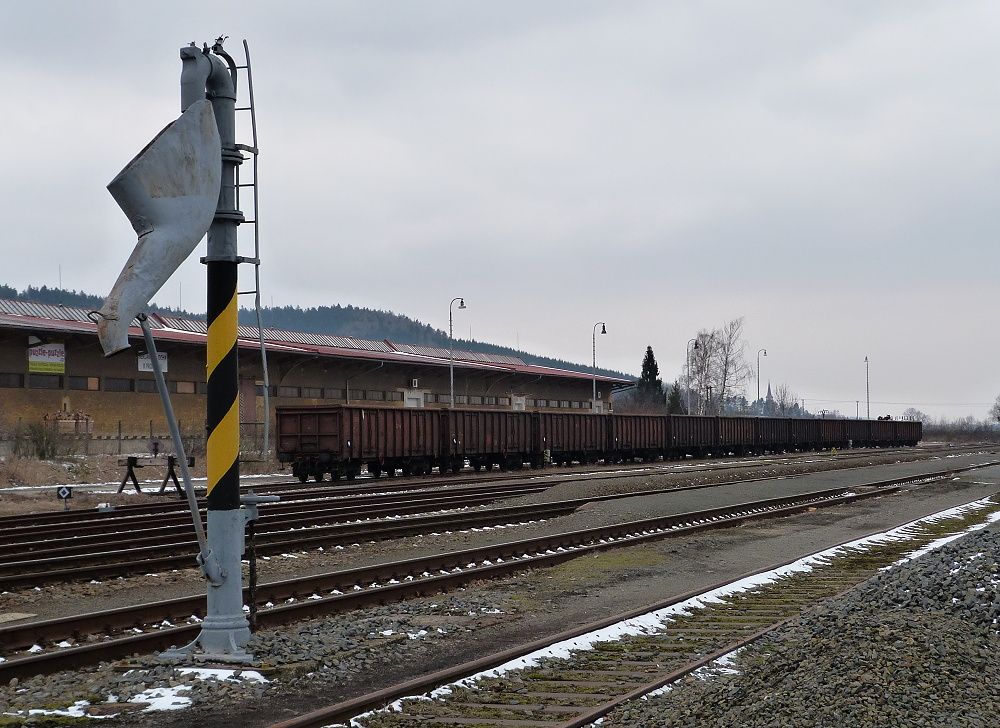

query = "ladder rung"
(237, 183), (256, 187)
(238, 290), (259, 295)
(236, 106), (253, 111)
(243, 219), (256, 224)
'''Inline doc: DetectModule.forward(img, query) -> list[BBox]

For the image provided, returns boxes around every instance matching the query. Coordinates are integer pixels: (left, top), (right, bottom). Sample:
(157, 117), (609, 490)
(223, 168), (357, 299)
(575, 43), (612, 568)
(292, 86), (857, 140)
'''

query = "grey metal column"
(166, 39), (251, 662)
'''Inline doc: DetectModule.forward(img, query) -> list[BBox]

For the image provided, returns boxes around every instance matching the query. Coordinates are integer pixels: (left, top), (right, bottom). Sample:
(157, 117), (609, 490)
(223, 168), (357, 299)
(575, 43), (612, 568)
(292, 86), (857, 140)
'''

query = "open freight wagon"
(276, 404), (922, 481)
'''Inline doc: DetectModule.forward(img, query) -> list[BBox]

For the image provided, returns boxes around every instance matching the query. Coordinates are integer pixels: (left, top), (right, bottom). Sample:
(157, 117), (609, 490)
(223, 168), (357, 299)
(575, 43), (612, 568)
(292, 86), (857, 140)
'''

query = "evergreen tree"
(666, 381), (684, 413)
(636, 345), (664, 403)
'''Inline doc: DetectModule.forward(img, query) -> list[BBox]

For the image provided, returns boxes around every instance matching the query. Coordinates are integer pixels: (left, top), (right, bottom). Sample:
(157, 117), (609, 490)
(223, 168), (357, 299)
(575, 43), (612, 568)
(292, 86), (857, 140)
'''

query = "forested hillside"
(1, 284), (631, 380)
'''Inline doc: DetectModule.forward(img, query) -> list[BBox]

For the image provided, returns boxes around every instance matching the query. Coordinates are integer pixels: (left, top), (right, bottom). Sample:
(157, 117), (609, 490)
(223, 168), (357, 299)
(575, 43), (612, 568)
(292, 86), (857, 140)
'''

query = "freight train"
(276, 405), (922, 482)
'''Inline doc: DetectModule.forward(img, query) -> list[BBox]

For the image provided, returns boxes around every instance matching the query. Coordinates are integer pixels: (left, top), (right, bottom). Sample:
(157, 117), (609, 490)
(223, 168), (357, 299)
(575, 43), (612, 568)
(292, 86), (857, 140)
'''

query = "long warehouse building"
(0, 299), (632, 440)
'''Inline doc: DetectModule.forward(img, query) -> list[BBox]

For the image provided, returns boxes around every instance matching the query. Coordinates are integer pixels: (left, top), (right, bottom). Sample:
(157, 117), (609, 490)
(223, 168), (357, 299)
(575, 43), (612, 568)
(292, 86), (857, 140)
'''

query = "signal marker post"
(172, 39), (251, 661)
(92, 38), (276, 664)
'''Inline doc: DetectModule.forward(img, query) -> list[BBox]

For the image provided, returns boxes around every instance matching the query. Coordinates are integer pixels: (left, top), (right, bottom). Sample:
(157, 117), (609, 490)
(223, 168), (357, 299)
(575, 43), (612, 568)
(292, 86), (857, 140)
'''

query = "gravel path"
(602, 506), (1000, 727)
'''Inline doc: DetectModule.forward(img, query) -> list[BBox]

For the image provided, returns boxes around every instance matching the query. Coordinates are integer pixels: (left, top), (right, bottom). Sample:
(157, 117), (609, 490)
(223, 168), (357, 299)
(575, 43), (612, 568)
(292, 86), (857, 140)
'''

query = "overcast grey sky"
(0, 1), (997, 420)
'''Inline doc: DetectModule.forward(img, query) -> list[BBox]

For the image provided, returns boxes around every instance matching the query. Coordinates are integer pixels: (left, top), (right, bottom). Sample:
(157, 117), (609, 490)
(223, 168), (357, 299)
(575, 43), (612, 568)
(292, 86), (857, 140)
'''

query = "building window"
(536, 399), (548, 407)
(301, 387), (322, 399)
(386, 391), (403, 401)
(197, 381), (208, 395)
(324, 388), (345, 399)
(499, 397), (510, 406)
(368, 390), (385, 401)
(484, 396), (496, 406)
(105, 377), (134, 392)
(28, 374), (62, 389)
(277, 386), (300, 398)
(571, 401), (581, 409)
(136, 379), (157, 393)
(469, 396), (482, 405)
(173, 380), (196, 394)
(68, 376), (100, 391)
(437, 394), (451, 405)
(561, 400), (570, 408)
(0, 373), (23, 388)
(525, 398), (536, 407)
(455, 395), (467, 405)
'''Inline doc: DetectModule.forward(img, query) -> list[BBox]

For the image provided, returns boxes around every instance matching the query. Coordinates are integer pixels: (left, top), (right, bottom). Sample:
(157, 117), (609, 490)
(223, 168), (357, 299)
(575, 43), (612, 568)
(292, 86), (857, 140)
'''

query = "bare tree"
(901, 407), (931, 424)
(774, 383), (797, 415)
(713, 318), (751, 409)
(990, 396), (1000, 425)
(689, 329), (716, 414)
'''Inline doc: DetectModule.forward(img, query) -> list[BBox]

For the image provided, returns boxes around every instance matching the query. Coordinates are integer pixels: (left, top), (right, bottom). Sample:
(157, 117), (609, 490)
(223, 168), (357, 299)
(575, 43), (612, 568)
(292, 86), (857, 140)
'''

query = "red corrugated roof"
(0, 301), (632, 385)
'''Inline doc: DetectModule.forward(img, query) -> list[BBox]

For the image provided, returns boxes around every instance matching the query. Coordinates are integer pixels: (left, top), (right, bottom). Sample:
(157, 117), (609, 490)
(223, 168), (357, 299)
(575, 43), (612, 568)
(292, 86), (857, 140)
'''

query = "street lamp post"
(592, 322), (606, 411)
(686, 338), (699, 415)
(865, 355), (870, 419)
(756, 348), (767, 410)
(449, 297), (466, 407)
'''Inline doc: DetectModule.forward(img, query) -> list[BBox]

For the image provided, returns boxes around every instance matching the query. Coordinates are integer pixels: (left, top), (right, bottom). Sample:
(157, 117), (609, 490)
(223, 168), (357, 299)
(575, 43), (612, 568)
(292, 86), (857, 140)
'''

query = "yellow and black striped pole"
(191, 39), (254, 658)
(206, 262), (240, 511)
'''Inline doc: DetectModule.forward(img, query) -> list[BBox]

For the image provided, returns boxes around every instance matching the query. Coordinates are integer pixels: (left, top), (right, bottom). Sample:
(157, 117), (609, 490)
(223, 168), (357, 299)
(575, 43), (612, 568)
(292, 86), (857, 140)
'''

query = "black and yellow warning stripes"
(206, 262), (240, 510)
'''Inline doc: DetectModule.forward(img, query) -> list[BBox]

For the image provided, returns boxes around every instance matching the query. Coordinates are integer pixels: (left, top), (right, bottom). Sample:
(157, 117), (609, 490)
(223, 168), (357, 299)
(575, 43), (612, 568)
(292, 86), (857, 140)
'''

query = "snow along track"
(270, 495), (1000, 728)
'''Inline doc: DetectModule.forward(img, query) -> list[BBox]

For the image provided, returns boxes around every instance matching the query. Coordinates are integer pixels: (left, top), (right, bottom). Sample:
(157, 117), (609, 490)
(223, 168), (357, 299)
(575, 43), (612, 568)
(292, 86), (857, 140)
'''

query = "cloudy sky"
(1, 1), (997, 419)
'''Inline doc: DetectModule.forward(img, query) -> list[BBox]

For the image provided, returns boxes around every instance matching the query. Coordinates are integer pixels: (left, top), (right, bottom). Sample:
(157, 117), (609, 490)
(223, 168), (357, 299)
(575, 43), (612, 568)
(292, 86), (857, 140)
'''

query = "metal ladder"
(228, 39), (271, 461)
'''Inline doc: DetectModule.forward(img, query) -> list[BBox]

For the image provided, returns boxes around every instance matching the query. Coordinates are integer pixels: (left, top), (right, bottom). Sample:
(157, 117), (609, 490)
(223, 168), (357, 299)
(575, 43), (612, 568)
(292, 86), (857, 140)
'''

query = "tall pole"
(181, 39), (250, 659)
(449, 298), (465, 407)
(756, 348), (767, 410)
(592, 322), (606, 411)
(856, 400), (860, 419)
(865, 355), (870, 419)
(686, 338), (698, 415)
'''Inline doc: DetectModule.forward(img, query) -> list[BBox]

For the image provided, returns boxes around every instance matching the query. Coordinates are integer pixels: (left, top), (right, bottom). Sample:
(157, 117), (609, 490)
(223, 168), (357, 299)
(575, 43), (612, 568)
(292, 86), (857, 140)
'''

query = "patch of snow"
(176, 667), (268, 683)
(130, 685), (192, 711)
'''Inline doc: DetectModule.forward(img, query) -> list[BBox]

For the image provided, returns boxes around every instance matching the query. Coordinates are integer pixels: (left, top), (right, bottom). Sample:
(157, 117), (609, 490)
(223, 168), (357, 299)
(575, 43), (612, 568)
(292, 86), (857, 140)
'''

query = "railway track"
(3, 444), (965, 531)
(266, 493), (1000, 728)
(1, 459), (991, 682)
(2, 455), (991, 589)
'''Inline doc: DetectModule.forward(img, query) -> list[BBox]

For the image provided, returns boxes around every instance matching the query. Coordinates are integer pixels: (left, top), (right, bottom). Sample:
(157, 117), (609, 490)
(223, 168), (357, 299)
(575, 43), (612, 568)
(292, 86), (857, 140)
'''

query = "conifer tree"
(637, 346), (664, 404)
(666, 381), (684, 413)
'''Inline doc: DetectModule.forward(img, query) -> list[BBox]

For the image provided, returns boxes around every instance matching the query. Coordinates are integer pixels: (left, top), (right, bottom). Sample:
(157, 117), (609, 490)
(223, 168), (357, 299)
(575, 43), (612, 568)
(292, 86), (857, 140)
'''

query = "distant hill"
(1, 284), (632, 380)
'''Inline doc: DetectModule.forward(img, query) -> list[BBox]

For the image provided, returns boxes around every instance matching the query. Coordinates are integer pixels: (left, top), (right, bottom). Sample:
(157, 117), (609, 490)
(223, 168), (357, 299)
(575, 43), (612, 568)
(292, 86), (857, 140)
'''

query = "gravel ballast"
(603, 516), (1000, 727)
(1, 459), (997, 726)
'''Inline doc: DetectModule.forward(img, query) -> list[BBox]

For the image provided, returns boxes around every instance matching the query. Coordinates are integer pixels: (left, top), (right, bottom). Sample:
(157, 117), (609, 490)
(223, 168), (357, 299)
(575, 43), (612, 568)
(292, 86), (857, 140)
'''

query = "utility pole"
(449, 297), (466, 407)
(592, 322), (606, 412)
(756, 348), (766, 409)
(686, 338), (698, 415)
(865, 356), (870, 419)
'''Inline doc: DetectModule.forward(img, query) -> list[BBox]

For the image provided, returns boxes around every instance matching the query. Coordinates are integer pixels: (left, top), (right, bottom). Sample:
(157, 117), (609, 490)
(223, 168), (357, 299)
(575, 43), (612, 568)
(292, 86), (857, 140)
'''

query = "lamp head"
(763, 349), (767, 357)
(600, 323), (606, 335)
(458, 298), (466, 310)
